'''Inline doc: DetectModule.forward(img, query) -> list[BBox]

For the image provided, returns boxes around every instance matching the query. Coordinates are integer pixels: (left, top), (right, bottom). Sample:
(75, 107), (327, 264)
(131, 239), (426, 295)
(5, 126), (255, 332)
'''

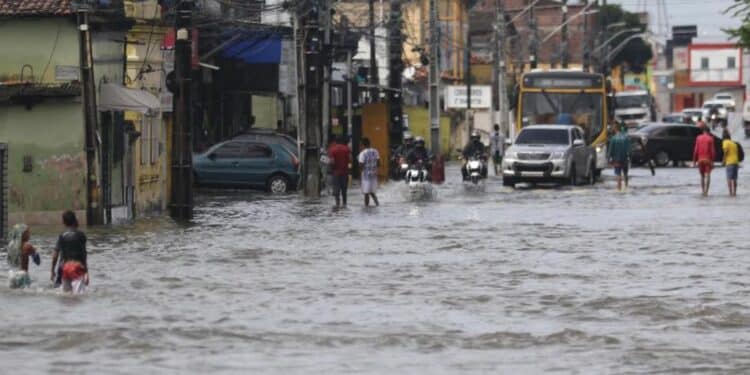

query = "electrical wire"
(39, 19), (62, 83)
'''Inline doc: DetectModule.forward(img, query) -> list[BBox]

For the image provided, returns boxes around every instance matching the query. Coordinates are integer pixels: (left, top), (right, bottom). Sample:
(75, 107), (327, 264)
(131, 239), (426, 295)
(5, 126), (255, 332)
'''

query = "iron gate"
(0, 143), (7, 246)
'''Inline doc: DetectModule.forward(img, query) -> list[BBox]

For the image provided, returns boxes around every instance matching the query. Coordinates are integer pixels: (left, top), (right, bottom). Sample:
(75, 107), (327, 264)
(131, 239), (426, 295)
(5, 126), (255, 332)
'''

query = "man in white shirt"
(489, 124), (506, 176)
(357, 137), (380, 206)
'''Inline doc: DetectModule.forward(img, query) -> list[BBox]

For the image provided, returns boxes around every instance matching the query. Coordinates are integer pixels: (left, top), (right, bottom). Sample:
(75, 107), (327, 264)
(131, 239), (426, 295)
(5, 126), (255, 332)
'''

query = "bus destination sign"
(526, 77), (600, 88)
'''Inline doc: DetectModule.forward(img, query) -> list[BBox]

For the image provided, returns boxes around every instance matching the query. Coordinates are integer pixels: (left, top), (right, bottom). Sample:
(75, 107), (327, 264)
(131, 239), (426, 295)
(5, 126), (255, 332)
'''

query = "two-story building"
(672, 43), (744, 111)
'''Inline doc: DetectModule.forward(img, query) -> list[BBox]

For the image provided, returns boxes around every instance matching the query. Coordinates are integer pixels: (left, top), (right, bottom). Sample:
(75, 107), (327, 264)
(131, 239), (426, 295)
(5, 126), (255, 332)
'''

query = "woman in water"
(7, 224), (40, 288)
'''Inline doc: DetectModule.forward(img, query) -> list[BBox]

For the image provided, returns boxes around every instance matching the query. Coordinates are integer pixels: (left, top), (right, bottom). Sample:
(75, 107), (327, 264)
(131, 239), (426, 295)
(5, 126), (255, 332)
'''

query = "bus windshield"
(521, 91), (603, 143)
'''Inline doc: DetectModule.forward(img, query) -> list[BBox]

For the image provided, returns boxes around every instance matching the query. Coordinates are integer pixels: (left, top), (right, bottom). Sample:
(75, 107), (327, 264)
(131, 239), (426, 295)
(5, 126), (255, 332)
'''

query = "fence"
(0, 143), (6, 246)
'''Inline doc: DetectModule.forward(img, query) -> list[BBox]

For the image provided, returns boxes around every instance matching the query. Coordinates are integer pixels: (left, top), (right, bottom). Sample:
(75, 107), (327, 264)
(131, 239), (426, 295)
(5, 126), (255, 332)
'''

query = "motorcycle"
(463, 154), (487, 185)
(403, 160), (434, 200)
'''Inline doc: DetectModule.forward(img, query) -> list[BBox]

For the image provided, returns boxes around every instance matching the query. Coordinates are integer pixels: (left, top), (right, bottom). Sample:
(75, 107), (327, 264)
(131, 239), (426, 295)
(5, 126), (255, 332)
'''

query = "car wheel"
(502, 177), (515, 187)
(654, 150), (670, 167)
(569, 165), (577, 186)
(587, 163), (596, 185)
(267, 174), (290, 194)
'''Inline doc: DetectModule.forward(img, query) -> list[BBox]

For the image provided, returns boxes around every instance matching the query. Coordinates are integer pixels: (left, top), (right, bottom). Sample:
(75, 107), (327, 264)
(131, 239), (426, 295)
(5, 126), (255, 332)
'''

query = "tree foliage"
(599, 4), (653, 74)
(724, 0), (750, 48)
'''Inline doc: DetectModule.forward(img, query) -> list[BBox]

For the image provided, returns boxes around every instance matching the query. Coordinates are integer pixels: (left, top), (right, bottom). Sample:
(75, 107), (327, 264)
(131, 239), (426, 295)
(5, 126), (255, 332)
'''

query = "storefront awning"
(99, 83), (161, 115)
(222, 33), (282, 64)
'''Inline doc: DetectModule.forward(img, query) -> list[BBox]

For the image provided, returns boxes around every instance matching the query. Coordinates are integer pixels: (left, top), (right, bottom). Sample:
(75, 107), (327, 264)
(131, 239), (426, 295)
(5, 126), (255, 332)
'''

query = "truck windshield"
(521, 92), (602, 143)
(615, 95), (649, 108)
(515, 129), (570, 145)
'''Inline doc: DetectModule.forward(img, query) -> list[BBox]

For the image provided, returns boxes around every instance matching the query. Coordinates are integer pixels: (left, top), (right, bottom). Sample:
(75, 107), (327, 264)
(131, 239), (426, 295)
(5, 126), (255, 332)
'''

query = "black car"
(629, 123), (723, 167)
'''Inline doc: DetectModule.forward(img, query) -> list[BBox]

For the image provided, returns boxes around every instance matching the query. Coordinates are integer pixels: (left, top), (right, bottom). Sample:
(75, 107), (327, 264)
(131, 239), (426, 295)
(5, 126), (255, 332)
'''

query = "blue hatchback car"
(193, 139), (299, 193)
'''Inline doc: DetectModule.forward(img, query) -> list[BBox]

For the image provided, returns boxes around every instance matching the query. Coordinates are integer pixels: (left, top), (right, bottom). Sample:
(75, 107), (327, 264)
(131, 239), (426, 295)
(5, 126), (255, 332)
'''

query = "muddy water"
(2, 144), (750, 373)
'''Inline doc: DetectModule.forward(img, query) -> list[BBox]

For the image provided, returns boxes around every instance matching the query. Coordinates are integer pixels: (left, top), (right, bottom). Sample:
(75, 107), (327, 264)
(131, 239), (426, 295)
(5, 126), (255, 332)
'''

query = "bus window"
(521, 92), (603, 143)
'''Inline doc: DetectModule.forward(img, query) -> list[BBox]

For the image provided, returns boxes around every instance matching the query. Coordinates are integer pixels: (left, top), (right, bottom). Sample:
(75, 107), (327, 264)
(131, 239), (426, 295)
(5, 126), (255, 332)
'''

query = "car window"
(666, 127), (688, 137)
(214, 142), (244, 158)
(244, 144), (273, 158)
(516, 128), (570, 145)
(686, 127), (701, 137)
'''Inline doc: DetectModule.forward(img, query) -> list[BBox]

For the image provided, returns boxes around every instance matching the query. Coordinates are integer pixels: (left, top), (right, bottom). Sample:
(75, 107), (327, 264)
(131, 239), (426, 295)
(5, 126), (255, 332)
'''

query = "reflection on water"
(2, 163), (750, 373)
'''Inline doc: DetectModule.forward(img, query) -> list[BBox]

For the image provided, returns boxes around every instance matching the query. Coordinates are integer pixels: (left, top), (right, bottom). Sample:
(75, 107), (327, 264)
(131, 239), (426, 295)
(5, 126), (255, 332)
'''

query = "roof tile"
(0, 0), (73, 17)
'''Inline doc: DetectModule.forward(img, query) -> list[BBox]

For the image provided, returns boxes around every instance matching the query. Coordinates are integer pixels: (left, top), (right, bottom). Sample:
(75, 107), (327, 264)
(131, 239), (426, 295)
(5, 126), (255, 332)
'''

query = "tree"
(599, 4), (653, 74)
(724, 1), (750, 48)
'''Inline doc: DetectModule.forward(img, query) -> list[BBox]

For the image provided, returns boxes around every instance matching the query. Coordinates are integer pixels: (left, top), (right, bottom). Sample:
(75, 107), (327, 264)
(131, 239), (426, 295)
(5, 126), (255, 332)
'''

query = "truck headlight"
(550, 151), (565, 159)
(595, 145), (603, 153)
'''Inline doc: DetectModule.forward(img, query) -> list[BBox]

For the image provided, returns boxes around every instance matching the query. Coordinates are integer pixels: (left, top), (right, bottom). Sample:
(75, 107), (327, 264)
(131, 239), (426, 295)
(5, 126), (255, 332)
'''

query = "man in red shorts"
(693, 123), (716, 196)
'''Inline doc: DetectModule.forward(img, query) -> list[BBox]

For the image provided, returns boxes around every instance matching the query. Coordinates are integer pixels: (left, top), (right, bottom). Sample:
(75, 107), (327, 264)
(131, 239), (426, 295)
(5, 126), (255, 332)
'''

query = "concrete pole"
(496, 0), (509, 136)
(429, 0), (440, 154)
(347, 50), (353, 138)
(561, 0), (569, 68)
(369, 0), (379, 101)
(322, 0), (331, 147)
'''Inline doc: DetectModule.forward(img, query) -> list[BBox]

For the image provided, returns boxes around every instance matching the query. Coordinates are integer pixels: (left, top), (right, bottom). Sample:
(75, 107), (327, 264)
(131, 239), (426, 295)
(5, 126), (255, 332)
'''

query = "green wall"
(0, 100), (86, 212)
(404, 106), (451, 156)
(0, 18), (78, 83)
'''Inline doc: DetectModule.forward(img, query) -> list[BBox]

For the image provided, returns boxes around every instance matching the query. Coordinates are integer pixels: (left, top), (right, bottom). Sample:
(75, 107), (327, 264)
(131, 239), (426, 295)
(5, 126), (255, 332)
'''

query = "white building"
(689, 43), (743, 86)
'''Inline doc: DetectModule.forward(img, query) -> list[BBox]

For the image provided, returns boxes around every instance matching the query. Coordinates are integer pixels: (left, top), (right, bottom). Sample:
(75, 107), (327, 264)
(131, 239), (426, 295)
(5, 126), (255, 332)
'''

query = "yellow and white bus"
(516, 70), (610, 176)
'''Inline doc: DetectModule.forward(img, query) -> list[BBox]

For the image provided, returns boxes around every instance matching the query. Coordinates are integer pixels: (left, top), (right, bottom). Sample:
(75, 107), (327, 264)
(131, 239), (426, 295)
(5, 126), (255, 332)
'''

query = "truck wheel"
(569, 165), (577, 186)
(502, 177), (515, 187)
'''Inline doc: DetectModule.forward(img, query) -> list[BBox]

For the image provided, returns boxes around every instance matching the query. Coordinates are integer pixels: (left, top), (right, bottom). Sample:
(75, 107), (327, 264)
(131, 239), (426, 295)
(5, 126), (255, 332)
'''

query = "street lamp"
(591, 27), (641, 55)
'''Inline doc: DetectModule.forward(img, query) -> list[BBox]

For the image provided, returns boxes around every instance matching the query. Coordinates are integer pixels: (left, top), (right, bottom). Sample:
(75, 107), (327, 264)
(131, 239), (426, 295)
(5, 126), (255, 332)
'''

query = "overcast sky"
(608, 0), (742, 42)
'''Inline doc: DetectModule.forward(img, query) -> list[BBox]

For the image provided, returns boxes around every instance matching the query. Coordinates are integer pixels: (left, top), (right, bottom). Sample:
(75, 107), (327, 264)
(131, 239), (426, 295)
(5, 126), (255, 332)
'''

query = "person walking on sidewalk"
(693, 124), (716, 197)
(328, 135), (351, 208)
(608, 123), (631, 191)
(489, 124), (505, 176)
(722, 129), (739, 197)
(358, 137), (380, 207)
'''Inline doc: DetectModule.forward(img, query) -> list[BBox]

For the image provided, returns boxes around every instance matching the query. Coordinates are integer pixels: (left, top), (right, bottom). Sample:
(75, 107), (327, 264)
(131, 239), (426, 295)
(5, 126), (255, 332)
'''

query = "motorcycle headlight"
(550, 151), (565, 159)
(401, 163), (408, 169)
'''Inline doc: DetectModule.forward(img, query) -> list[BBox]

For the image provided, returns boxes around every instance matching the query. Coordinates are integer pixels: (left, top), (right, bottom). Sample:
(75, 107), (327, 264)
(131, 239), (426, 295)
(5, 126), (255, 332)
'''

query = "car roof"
(616, 90), (649, 96)
(682, 108), (702, 112)
(702, 101), (725, 106)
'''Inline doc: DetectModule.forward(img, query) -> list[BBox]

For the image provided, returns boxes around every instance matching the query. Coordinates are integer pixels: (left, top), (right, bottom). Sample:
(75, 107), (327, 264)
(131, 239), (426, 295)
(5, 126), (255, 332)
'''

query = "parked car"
(630, 123), (723, 167)
(742, 101), (750, 138)
(193, 139), (300, 193)
(712, 92), (736, 110)
(502, 125), (597, 186)
(661, 113), (684, 123)
(681, 107), (703, 125)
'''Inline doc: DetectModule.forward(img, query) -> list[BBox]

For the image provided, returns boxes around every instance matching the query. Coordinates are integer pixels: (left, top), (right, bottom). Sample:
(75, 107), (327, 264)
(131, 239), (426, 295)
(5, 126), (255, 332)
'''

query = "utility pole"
(369, 0), (379, 101)
(495, 0), (509, 136)
(170, 0), (194, 220)
(529, 0), (538, 70)
(347, 50), (353, 140)
(301, 3), (323, 198)
(429, 0), (440, 154)
(600, 0), (609, 74)
(77, 8), (103, 225)
(582, 0), (589, 71)
(388, 0), (404, 147)
(321, 0), (331, 147)
(560, 0), (569, 68)
(465, 1), (473, 135)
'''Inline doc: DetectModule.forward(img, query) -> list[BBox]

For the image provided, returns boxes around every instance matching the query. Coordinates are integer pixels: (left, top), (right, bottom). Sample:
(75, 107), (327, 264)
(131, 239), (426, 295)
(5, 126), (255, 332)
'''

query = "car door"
(571, 128), (587, 177)
(205, 141), (245, 185)
(238, 142), (275, 187)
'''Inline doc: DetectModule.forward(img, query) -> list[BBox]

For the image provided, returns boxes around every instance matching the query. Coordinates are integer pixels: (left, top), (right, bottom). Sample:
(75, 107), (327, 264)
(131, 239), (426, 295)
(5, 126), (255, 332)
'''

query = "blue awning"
(222, 33), (282, 64)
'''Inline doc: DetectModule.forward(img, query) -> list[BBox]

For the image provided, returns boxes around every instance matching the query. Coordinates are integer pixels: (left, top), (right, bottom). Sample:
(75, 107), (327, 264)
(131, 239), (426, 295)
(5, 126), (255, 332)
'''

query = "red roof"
(0, 0), (72, 16)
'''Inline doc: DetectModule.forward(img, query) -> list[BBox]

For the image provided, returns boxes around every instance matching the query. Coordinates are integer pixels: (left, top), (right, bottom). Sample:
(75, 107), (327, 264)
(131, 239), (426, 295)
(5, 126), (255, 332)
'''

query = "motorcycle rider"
(391, 132), (415, 179)
(462, 131), (488, 180)
(406, 136), (432, 170)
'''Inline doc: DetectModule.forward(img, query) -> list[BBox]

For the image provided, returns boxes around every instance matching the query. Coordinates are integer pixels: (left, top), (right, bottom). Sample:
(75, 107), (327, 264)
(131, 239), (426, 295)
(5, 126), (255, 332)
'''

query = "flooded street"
(3, 146), (750, 373)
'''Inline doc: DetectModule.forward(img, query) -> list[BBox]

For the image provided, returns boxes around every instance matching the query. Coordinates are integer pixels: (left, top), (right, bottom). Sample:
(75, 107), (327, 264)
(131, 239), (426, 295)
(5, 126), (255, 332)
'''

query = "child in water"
(7, 224), (40, 288)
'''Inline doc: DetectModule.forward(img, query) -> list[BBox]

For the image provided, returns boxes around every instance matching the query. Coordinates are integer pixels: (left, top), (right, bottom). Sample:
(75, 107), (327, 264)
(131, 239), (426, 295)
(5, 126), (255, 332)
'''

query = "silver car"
(502, 125), (597, 187)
